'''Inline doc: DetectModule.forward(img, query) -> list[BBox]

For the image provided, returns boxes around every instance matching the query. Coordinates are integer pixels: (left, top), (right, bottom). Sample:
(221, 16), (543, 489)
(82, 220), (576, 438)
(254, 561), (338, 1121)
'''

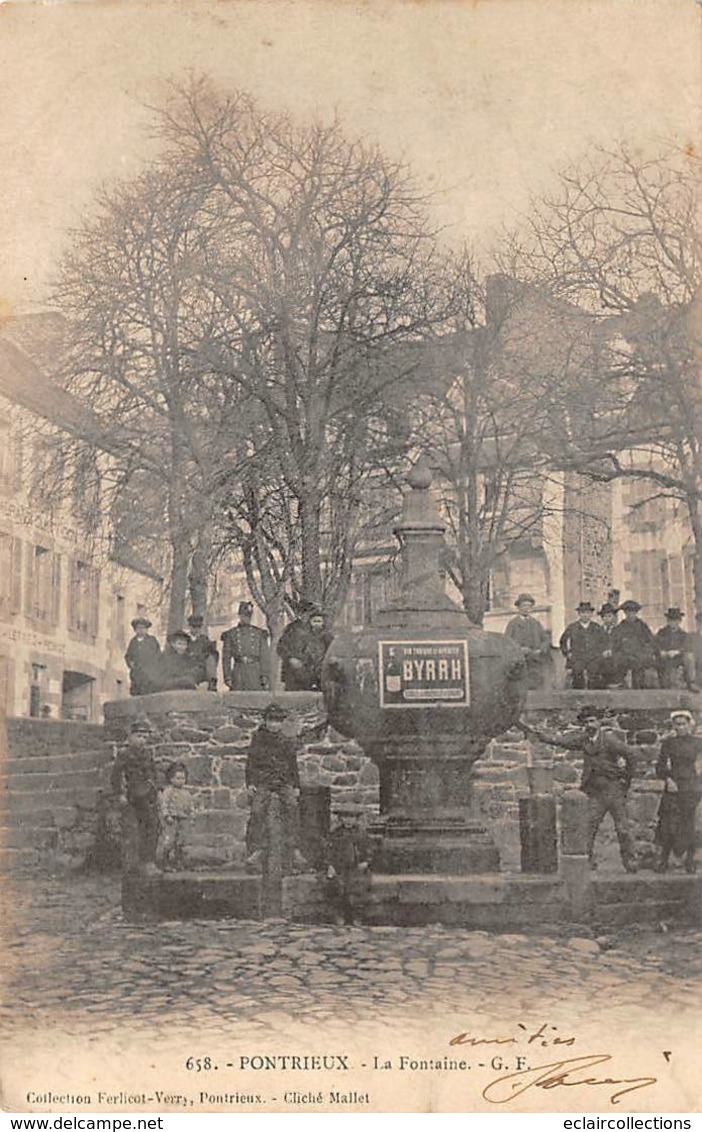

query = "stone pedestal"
(519, 796), (558, 874)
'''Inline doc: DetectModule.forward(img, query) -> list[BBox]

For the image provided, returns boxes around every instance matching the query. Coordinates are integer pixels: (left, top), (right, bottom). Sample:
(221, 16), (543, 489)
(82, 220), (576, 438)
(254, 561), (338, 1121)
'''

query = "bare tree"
(500, 143), (702, 613)
(153, 79), (448, 614)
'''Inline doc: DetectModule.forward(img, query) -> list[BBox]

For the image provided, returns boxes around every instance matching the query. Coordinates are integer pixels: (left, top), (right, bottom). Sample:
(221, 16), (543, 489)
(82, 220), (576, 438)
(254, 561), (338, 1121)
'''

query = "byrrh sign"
(378, 640), (470, 708)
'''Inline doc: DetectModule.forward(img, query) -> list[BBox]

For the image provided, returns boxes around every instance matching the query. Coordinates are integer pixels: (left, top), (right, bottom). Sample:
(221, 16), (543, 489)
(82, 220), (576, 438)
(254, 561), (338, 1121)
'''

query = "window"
(68, 559), (100, 636)
(25, 545), (61, 624)
(623, 478), (670, 533)
(626, 549), (669, 626)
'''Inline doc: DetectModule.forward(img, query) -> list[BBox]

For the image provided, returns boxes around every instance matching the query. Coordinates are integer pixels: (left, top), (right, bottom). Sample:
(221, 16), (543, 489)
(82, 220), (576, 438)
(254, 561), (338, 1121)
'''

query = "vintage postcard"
(1, 0), (701, 1117)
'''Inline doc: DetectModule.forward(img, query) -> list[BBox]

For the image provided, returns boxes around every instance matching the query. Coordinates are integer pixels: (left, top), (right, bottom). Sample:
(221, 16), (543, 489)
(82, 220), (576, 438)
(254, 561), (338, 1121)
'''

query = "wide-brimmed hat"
(576, 601), (595, 613)
(620, 600), (642, 613)
(262, 702), (287, 721)
(167, 629), (191, 644)
(599, 603), (618, 617)
(664, 607), (684, 620)
(514, 593), (536, 607)
(131, 714), (154, 734)
(131, 617), (152, 630)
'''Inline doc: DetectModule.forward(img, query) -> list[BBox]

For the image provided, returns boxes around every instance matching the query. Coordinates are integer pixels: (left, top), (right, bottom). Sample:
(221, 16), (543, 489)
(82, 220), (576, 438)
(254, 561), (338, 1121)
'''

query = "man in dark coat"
(523, 714), (640, 872)
(611, 599), (658, 689)
(157, 630), (199, 691)
(221, 602), (270, 691)
(277, 603), (333, 692)
(110, 714), (160, 874)
(654, 709), (700, 873)
(559, 601), (607, 689)
(504, 593), (553, 691)
(593, 602), (621, 688)
(186, 614), (219, 690)
(124, 617), (161, 696)
(244, 702), (306, 870)
(655, 608), (698, 691)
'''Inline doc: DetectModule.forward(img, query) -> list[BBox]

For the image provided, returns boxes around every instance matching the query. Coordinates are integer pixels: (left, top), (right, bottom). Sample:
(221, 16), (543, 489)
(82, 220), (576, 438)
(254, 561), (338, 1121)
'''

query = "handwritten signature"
(482, 1053), (657, 1105)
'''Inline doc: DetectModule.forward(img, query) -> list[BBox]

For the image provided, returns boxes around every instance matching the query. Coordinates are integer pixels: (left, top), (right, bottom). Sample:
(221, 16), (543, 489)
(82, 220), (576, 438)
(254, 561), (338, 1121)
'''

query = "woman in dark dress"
(655, 709), (701, 873)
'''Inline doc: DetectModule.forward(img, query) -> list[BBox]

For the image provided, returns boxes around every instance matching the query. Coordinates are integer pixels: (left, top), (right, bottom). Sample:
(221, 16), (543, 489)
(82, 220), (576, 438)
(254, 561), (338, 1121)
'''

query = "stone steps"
(1, 787), (102, 813)
(0, 824), (58, 849)
(3, 749), (112, 776)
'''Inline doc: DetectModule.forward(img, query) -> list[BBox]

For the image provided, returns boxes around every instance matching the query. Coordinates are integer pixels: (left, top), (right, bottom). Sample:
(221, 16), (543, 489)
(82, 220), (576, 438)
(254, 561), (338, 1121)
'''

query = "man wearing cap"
(523, 713), (640, 872)
(593, 603), (621, 688)
(244, 703), (306, 871)
(110, 715), (160, 875)
(559, 602), (607, 689)
(277, 602), (334, 692)
(654, 709), (700, 873)
(124, 617), (161, 696)
(221, 602), (270, 691)
(186, 614), (219, 691)
(504, 594), (553, 691)
(655, 608), (699, 691)
(156, 630), (200, 691)
(611, 600), (658, 689)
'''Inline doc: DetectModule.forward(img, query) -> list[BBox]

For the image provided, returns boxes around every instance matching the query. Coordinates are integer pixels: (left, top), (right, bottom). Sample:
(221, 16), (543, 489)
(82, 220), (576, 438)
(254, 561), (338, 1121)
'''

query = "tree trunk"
(300, 487), (323, 605)
(188, 523), (212, 625)
(168, 536), (191, 634)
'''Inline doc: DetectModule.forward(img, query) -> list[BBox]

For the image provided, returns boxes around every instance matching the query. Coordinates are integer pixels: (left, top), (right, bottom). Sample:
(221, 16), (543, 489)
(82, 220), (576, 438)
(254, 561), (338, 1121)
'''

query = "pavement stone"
(0, 871), (700, 1046)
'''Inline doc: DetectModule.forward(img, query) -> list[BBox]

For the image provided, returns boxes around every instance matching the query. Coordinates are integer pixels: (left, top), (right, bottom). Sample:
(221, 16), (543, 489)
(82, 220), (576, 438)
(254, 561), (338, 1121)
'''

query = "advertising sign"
(379, 639), (470, 707)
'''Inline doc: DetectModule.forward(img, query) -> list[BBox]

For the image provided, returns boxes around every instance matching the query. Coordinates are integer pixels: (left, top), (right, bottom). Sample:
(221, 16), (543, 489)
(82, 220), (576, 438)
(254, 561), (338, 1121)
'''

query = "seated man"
(559, 601), (606, 689)
(611, 600), (658, 689)
(157, 630), (199, 691)
(656, 608), (698, 691)
(277, 603), (333, 692)
(186, 614), (219, 691)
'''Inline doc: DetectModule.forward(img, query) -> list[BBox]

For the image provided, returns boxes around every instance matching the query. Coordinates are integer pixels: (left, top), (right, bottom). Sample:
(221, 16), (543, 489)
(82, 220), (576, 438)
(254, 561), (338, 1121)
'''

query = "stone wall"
(5, 689), (700, 873)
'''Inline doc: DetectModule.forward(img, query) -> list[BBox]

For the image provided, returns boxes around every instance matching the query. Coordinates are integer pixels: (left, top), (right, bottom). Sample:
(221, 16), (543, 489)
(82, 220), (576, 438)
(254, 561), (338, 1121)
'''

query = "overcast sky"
(0, 0), (699, 314)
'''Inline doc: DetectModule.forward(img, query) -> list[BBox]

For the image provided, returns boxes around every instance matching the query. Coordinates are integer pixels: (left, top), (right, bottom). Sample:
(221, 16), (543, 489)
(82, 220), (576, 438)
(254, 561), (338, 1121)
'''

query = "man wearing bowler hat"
(594, 602), (622, 688)
(504, 593), (552, 690)
(559, 601), (607, 689)
(656, 608), (699, 691)
(186, 614), (219, 691)
(124, 616), (161, 696)
(611, 600), (658, 688)
(221, 601), (270, 691)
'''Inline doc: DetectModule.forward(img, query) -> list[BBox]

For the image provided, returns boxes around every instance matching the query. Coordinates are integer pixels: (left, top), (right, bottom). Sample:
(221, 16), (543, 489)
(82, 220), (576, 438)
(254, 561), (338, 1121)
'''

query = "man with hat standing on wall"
(277, 602), (334, 692)
(559, 601), (607, 689)
(124, 617), (161, 696)
(110, 714), (160, 875)
(186, 614), (219, 691)
(594, 602), (621, 688)
(244, 702), (306, 871)
(504, 593), (553, 691)
(655, 608), (699, 691)
(611, 600), (658, 688)
(221, 602), (270, 691)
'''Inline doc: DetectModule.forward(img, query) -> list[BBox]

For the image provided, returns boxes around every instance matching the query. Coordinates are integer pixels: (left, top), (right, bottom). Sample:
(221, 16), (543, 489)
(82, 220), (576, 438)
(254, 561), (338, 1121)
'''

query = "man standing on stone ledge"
(186, 614), (219, 691)
(221, 601), (270, 691)
(522, 714), (640, 873)
(655, 607), (699, 691)
(277, 602), (334, 691)
(244, 702), (306, 872)
(110, 715), (160, 875)
(124, 616), (161, 696)
(504, 593), (553, 691)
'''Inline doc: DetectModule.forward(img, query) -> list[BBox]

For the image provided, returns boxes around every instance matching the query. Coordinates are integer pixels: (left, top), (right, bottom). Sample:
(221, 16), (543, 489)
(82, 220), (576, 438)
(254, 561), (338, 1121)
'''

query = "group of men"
(505, 592), (699, 692)
(125, 600), (333, 696)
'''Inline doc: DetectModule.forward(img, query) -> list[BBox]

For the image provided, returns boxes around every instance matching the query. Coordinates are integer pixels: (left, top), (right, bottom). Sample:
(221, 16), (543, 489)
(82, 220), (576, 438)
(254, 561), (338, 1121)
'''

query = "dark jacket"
(221, 623), (270, 689)
(187, 633), (218, 684)
(611, 617), (657, 669)
(537, 726), (637, 795)
(655, 734), (701, 796)
(277, 620), (333, 691)
(505, 615), (551, 657)
(124, 635), (161, 695)
(156, 647), (199, 691)
(559, 621), (607, 670)
(245, 727), (301, 792)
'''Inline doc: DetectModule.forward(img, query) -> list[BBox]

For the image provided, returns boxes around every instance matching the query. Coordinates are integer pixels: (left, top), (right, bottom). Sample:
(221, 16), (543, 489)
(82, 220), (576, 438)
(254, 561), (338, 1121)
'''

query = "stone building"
(0, 316), (164, 720)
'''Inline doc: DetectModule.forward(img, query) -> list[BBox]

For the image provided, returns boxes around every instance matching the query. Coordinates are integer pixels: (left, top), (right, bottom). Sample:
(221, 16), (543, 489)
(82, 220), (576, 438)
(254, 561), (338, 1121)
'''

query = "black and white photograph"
(0, 0), (700, 1115)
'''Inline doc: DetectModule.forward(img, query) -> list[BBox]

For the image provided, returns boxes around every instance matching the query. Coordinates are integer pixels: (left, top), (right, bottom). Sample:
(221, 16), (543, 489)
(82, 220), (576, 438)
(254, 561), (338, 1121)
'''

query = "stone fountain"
(322, 460), (527, 877)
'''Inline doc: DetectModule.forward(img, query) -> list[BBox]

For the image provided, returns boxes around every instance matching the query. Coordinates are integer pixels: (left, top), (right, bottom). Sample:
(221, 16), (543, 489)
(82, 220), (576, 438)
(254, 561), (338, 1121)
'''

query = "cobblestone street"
(2, 871), (701, 1041)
